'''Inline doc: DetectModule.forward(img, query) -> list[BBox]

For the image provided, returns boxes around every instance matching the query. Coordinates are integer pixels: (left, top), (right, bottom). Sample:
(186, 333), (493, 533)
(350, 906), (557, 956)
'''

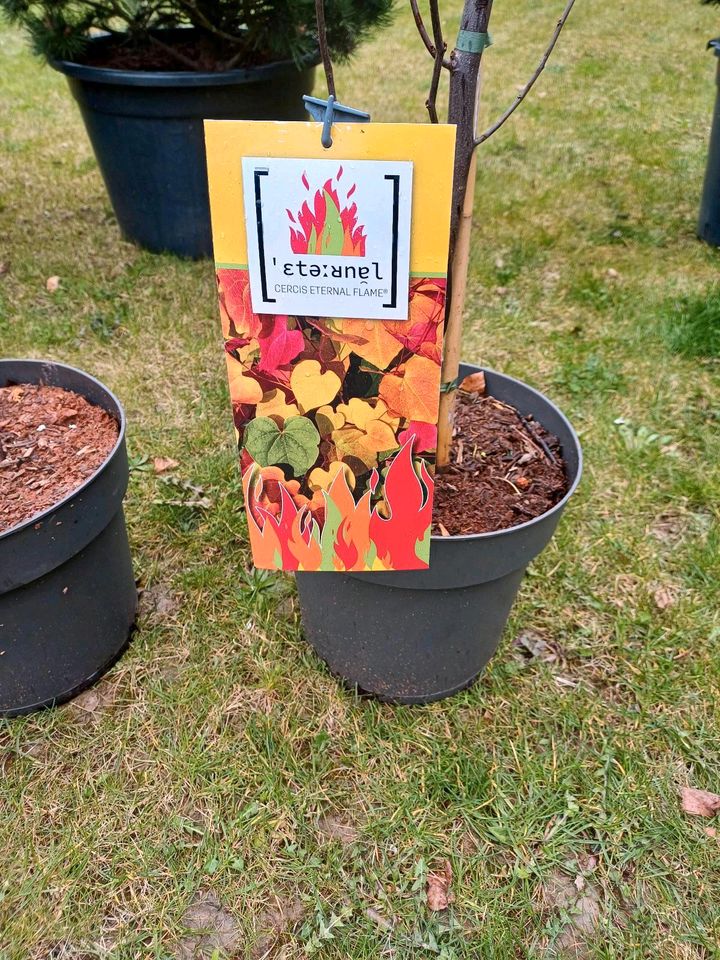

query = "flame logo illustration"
(243, 440), (433, 572)
(287, 165), (366, 257)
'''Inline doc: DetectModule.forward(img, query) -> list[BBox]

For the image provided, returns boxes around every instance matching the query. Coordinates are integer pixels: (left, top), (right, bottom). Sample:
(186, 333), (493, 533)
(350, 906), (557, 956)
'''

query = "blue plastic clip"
(302, 95), (371, 148)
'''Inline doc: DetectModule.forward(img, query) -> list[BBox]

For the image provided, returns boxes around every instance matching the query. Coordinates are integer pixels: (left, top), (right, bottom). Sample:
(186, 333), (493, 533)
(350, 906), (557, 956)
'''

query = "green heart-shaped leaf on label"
(244, 415), (320, 477)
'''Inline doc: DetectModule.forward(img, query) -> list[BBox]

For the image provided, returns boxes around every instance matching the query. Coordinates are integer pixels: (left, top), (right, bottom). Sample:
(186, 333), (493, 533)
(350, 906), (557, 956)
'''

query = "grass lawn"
(2, 1), (720, 956)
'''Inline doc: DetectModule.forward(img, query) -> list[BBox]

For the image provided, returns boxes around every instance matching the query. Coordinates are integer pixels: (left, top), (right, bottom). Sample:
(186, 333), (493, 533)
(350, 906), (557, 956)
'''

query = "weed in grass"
(613, 418), (673, 451)
(565, 271), (618, 310)
(492, 238), (550, 286)
(553, 353), (625, 399)
(661, 287), (720, 359)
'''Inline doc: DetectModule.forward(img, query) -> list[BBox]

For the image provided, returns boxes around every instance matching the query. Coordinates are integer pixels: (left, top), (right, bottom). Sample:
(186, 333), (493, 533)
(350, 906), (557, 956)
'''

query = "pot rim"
(0, 359), (127, 542)
(431, 365), (583, 544)
(50, 30), (321, 87)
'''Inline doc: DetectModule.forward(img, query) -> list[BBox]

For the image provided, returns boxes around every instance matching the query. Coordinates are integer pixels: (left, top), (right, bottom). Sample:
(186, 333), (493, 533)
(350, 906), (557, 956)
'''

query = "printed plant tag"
(205, 121), (456, 572)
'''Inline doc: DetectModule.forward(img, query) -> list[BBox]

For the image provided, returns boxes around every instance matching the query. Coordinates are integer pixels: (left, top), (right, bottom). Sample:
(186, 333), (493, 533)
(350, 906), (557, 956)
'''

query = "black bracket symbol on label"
(383, 174), (400, 311)
(253, 167), (275, 304)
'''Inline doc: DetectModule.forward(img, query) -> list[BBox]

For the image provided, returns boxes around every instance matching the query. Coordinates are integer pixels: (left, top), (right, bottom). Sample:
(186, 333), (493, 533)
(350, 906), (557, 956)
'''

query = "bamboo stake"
(436, 149), (477, 468)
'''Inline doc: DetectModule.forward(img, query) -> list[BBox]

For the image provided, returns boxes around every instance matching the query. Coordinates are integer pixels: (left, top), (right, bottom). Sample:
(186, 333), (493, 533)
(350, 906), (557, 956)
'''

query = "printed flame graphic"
(287, 165), (366, 257)
(243, 440), (433, 571)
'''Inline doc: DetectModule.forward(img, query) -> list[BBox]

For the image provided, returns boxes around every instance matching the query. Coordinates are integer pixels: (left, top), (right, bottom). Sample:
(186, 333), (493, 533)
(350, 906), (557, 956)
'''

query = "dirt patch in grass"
(250, 897), (306, 960)
(65, 677), (119, 722)
(176, 890), (240, 960)
(542, 866), (602, 958)
(138, 582), (182, 623)
(317, 813), (361, 845)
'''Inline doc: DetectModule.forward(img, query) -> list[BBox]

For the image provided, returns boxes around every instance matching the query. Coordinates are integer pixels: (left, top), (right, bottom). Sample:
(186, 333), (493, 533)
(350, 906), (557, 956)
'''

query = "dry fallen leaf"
(654, 584), (678, 611)
(606, 267), (620, 279)
(366, 907), (394, 931)
(153, 456), (179, 474)
(576, 853), (599, 874)
(459, 371), (486, 395)
(513, 630), (559, 663)
(45, 275), (60, 293)
(0, 261), (9, 278)
(680, 786), (720, 818)
(426, 860), (454, 912)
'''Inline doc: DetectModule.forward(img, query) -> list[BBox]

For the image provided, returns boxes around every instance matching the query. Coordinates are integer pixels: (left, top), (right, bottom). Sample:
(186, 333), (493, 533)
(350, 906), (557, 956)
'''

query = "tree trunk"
(437, 0), (494, 469)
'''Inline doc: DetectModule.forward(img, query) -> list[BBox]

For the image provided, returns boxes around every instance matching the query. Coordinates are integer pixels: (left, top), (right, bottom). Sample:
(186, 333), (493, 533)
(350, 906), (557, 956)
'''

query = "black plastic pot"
(0, 360), (137, 716)
(699, 38), (720, 246)
(51, 31), (317, 258)
(296, 365), (582, 704)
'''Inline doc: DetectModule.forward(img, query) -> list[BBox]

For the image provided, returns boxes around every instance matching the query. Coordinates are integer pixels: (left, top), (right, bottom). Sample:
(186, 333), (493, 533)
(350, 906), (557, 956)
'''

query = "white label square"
(242, 157), (413, 320)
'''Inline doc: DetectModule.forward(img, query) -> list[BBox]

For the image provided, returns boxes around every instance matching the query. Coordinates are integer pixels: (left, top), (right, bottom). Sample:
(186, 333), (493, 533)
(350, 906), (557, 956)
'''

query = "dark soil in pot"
(296, 364), (582, 705)
(0, 383), (119, 532)
(0, 361), (137, 717)
(80, 30), (287, 72)
(432, 386), (569, 536)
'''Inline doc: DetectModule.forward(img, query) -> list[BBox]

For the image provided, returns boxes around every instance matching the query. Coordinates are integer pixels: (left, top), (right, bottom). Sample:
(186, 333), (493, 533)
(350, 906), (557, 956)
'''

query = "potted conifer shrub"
(293, 0), (582, 702)
(1, 0), (392, 258)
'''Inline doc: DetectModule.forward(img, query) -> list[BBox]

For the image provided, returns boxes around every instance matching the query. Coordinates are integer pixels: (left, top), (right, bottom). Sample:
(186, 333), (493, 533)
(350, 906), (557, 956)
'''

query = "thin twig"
(222, 47), (247, 70)
(514, 415), (557, 464)
(474, 0), (576, 147)
(315, 0), (336, 97)
(148, 33), (203, 70)
(501, 476), (523, 496)
(409, 0), (453, 69)
(174, 0), (245, 44)
(425, 0), (446, 122)
(487, 395), (558, 464)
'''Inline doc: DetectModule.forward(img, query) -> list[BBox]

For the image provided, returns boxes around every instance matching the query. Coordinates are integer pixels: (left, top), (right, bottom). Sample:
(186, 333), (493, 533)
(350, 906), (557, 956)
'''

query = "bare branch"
(410, 0), (452, 70)
(409, 0), (434, 56)
(148, 32), (203, 70)
(425, 0), (446, 122)
(474, 0), (576, 148)
(315, 0), (336, 97)
(173, 0), (245, 44)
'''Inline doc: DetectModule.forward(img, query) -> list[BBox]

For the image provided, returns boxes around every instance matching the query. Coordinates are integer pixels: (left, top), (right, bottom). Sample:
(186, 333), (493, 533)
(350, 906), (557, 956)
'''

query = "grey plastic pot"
(699, 38), (720, 246)
(0, 360), (137, 716)
(296, 365), (582, 704)
(51, 30), (317, 258)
